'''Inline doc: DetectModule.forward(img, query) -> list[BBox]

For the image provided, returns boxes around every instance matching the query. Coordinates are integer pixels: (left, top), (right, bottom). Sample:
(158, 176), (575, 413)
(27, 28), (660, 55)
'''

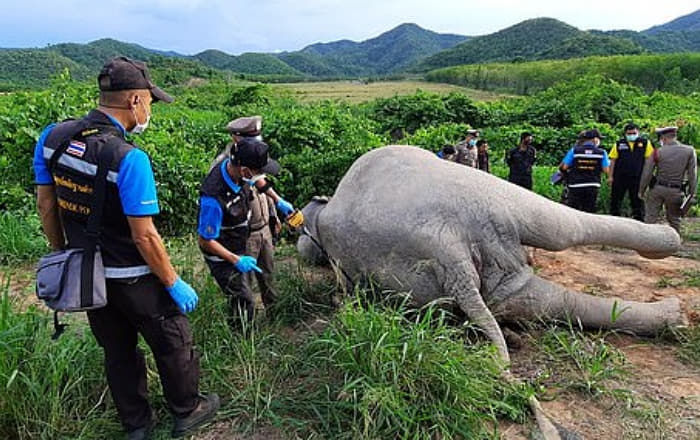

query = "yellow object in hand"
(286, 209), (305, 228)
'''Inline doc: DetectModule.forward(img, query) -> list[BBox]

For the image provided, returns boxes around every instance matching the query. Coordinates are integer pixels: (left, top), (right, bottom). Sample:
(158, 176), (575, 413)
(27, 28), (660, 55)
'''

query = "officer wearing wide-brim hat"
(34, 56), (219, 439)
(210, 116), (263, 169)
(639, 126), (697, 233)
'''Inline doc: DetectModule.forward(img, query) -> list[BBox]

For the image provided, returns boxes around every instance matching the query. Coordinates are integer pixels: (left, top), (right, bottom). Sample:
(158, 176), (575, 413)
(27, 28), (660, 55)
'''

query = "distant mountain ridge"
(645, 8), (700, 34)
(0, 10), (698, 89)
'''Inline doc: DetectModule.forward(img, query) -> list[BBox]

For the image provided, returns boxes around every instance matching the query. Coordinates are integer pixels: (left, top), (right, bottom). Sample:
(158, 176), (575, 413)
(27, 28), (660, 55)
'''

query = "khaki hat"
(226, 116), (262, 136)
(655, 126), (678, 136)
(466, 129), (480, 137)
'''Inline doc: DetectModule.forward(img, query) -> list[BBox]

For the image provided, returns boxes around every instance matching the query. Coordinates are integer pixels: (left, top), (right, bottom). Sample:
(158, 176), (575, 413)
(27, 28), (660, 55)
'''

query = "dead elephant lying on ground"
(297, 145), (684, 440)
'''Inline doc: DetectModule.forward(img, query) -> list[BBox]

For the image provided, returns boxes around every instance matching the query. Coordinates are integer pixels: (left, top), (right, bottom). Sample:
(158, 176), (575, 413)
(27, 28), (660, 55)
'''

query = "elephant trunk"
(497, 275), (684, 336)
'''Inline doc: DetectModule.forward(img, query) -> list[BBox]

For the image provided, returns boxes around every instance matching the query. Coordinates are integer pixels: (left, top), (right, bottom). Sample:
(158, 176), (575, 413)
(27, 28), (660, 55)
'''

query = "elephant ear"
(312, 195), (331, 204)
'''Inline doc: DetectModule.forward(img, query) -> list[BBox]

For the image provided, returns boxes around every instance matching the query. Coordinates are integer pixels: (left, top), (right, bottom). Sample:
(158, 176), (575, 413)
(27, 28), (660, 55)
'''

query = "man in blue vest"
(34, 57), (218, 440)
(198, 137), (292, 326)
(559, 129), (611, 213)
(608, 123), (654, 220)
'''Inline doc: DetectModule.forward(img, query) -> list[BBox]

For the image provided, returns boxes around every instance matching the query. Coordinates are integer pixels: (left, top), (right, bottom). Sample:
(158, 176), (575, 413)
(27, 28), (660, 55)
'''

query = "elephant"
(296, 145), (684, 439)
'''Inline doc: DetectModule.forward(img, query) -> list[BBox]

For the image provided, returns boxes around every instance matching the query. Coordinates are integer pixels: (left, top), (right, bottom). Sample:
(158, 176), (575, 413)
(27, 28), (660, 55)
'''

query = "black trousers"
(568, 187), (599, 213)
(87, 275), (199, 432)
(610, 175), (644, 221)
(509, 174), (533, 190)
(205, 259), (255, 324)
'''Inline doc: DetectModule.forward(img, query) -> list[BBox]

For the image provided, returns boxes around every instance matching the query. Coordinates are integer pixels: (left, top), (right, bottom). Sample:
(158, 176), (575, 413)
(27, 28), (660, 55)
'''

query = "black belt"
(656, 181), (682, 189)
(249, 224), (267, 232)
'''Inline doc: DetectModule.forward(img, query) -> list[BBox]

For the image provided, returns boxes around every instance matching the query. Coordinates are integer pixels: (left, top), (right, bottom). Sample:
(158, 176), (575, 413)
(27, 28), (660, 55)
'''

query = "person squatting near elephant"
(506, 132), (536, 189)
(454, 129), (479, 167)
(198, 137), (293, 326)
(559, 129), (611, 213)
(476, 139), (490, 173)
(34, 57), (219, 440)
(639, 126), (697, 233)
(608, 123), (655, 221)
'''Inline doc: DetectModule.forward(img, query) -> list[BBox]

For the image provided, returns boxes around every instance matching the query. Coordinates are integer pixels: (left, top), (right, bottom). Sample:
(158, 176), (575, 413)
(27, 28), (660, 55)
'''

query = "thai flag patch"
(66, 140), (86, 158)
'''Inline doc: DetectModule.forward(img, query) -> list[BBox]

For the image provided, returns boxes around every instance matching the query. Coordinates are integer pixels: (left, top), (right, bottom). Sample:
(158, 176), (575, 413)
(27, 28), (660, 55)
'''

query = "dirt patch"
(503, 245), (700, 440)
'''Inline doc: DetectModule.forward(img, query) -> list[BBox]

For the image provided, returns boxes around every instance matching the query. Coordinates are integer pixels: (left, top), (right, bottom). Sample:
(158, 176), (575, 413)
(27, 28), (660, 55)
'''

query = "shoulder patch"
(66, 140), (86, 158)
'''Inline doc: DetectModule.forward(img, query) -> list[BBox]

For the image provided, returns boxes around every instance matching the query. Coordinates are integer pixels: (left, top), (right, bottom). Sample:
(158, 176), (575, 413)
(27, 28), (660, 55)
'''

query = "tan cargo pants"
(645, 185), (683, 233)
(246, 228), (277, 307)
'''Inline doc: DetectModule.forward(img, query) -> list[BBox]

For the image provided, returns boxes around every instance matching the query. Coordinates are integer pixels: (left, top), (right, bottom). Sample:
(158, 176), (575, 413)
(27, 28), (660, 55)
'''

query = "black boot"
(171, 393), (220, 438)
(126, 418), (155, 440)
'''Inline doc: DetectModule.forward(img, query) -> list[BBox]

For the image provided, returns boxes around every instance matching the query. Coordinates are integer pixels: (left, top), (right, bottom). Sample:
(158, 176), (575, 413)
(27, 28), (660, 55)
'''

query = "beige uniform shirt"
(640, 140), (697, 196)
(455, 141), (478, 167)
(249, 189), (276, 232)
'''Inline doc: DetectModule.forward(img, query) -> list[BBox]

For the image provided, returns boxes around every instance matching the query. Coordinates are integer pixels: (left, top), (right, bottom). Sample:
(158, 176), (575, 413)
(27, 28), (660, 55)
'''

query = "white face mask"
(129, 100), (150, 135)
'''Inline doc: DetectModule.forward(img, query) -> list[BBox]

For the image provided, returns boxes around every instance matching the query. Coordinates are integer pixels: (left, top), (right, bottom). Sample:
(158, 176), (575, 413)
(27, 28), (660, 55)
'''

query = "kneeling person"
(198, 138), (281, 324)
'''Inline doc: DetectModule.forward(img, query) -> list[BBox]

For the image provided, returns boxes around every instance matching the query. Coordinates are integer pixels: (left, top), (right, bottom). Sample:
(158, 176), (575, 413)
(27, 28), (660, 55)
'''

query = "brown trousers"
(645, 185), (683, 233)
(246, 228), (277, 306)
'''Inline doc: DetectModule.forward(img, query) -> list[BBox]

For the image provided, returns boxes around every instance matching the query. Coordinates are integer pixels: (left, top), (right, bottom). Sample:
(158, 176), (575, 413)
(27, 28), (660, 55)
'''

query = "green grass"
(0, 211), (48, 265)
(274, 80), (510, 103)
(532, 321), (627, 397)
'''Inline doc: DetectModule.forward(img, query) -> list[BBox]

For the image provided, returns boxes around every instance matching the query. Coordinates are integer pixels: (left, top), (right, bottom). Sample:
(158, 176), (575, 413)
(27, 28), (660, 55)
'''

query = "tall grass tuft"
(0, 277), (118, 439)
(276, 294), (533, 439)
(0, 211), (48, 265)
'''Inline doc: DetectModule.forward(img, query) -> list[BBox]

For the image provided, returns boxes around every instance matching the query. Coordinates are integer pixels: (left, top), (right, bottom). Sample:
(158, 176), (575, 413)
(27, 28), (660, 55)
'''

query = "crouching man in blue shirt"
(198, 137), (294, 327)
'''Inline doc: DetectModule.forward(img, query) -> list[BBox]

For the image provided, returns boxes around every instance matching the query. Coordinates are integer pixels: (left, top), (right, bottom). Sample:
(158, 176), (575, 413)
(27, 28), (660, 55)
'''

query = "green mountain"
(537, 33), (645, 60)
(645, 8), (700, 34)
(285, 23), (468, 76)
(0, 49), (91, 89)
(276, 51), (344, 77)
(597, 29), (700, 53)
(48, 38), (158, 71)
(192, 50), (303, 76)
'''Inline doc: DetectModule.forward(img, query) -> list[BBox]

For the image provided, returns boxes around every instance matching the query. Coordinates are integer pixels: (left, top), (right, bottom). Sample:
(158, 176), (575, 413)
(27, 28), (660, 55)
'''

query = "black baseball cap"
(98, 56), (173, 103)
(582, 129), (605, 139)
(233, 138), (281, 175)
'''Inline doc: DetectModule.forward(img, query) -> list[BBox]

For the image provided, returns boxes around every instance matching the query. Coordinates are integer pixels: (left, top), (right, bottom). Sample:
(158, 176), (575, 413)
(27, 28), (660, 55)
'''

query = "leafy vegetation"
(426, 53), (700, 95)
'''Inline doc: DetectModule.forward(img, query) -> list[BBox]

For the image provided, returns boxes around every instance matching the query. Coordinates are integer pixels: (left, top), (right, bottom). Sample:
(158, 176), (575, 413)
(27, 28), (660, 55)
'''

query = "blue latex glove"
(235, 255), (263, 274)
(276, 199), (294, 217)
(166, 277), (199, 314)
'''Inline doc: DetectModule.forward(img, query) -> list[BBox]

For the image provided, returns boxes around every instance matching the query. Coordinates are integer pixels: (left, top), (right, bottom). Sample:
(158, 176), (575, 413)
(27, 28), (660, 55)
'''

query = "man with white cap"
(639, 126), (697, 233)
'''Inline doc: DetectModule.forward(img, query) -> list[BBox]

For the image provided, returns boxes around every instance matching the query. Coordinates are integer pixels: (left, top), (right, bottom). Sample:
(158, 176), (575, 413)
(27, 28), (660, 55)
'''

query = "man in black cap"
(639, 126), (697, 233)
(558, 129), (611, 213)
(608, 123), (654, 221)
(198, 137), (283, 325)
(33, 57), (218, 440)
(506, 132), (537, 189)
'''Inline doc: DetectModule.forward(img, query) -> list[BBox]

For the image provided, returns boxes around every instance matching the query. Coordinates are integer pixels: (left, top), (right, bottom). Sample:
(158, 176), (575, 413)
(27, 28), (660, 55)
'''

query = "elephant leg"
(442, 265), (569, 440)
(497, 275), (684, 335)
(443, 263), (510, 363)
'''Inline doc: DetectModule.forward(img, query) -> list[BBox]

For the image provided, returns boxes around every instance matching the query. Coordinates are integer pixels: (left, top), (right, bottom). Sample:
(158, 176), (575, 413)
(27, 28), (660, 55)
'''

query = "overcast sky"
(1, 0), (698, 55)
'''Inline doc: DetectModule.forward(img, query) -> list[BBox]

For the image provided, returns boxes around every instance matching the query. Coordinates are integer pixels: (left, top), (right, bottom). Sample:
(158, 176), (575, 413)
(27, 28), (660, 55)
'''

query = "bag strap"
(79, 137), (118, 309)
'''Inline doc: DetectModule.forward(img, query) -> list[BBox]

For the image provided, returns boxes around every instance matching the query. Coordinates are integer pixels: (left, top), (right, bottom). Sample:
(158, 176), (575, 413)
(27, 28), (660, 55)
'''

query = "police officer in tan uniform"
(639, 126), (697, 233)
(454, 129), (479, 167)
(246, 173), (280, 310)
(211, 116), (263, 169)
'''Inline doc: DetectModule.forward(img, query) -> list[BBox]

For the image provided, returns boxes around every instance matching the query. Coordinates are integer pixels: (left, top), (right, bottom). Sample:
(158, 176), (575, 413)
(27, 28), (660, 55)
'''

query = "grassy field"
(274, 80), (511, 103)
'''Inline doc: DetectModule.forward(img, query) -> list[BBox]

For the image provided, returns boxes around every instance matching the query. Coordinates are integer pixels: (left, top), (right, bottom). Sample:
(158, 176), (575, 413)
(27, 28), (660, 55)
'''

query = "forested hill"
(645, 8), (700, 34)
(283, 23), (468, 76)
